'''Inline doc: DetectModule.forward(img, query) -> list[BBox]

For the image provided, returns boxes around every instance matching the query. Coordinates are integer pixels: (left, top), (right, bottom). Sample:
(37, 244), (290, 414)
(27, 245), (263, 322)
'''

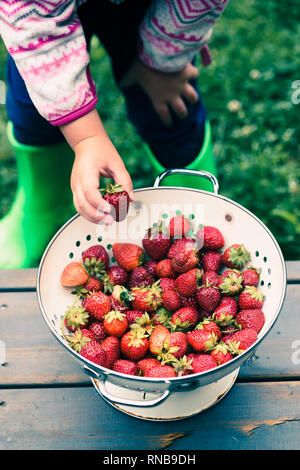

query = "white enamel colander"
(37, 169), (287, 414)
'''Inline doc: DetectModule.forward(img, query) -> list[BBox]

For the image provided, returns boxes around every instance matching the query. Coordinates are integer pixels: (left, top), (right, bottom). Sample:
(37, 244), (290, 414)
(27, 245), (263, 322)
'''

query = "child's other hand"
(71, 134), (133, 225)
(120, 59), (199, 126)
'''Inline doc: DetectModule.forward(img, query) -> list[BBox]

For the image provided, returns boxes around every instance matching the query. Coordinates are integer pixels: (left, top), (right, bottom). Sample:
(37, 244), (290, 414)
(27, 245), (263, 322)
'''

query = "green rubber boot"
(144, 120), (216, 191)
(0, 122), (75, 269)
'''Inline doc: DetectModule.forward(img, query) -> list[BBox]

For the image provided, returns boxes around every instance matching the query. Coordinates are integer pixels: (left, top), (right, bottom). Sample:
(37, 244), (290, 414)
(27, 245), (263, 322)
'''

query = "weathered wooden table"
(1, 263), (300, 450)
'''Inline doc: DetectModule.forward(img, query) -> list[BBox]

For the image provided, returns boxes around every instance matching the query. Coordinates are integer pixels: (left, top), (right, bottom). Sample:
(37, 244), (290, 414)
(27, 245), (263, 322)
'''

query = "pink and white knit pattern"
(0, 0), (228, 125)
(139, 0), (229, 71)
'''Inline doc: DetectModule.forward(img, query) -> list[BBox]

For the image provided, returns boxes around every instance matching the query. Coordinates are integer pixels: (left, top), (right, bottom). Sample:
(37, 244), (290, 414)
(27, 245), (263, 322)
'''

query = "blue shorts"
(5, 0), (206, 167)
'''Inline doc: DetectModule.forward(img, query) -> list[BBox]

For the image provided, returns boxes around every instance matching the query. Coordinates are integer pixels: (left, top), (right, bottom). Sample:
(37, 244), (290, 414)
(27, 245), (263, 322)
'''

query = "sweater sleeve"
(138, 0), (229, 72)
(0, 0), (97, 126)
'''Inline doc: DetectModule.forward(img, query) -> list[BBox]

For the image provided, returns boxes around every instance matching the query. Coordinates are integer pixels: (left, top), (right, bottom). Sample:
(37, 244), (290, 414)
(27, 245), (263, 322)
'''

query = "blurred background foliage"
(0, 0), (299, 259)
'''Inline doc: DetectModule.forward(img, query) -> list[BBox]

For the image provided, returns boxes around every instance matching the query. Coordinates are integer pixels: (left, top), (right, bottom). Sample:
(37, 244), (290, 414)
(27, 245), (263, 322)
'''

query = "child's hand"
(120, 59), (199, 126)
(60, 110), (134, 225)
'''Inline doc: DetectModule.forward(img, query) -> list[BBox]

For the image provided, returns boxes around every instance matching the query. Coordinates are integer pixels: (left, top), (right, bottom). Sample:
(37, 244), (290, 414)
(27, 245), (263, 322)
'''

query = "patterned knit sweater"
(0, 0), (228, 126)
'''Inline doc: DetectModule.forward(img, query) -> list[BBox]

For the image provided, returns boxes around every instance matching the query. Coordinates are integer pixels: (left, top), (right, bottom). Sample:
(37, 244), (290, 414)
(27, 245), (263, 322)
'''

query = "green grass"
(0, 0), (300, 259)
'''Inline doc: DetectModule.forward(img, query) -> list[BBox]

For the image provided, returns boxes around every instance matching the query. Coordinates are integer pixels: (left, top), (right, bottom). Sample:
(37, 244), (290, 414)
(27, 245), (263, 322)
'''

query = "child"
(0, 0), (229, 268)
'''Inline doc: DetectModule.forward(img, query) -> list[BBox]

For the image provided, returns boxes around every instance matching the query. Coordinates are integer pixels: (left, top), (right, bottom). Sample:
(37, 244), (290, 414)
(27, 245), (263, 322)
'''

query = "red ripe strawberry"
(175, 268), (203, 297)
(161, 289), (181, 312)
(241, 267), (260, 287)
(213, 297), (237, 326)
(143, 260), (158, 278)
(102, 266), (129, 293)
(195, 286), (221, 312)
(189, 354), (218, 373)
(168, 214), (192, 239)
(121, 329), (149, 362)
(159, 277), (176, 292)
(60, 262), (89, 287)
(149, 325), (170, 355)
(222, 244), (251, 269)
(131, 284), (161, 312)
(63, 300), (89, 332)
(155, 259), (176, 279)
(113, 359), (137, 375)
(196, 319), (222, 341)
(82, 244), (109, 272)
(84, 292), (111, 321)
(80, 340), (107, 366)
(102, 183), (130, 222)
(67, 328), (95, 353)
(201, 270), (220, 288)
(163, 332), (187, 359)
(103, 309), (128, 337)
(179, 293), (198, 309)
(89, 321), (108, 343)
(145, 365), (176, 378)
(100, 336), (120, 369)
(83, 277), (103, 293)
(171, 307), (199, 330)
(142, 223), (171, 261)
(197, 226), (225, 251)
(238, 286), (264, 310)
(218, 269), (243, 295)
(210, 343), (233, 365)
(137, 358), (161, 376)
(224, 328), (257, 354)
(186, 329), (218, 352)
(126, 310), (145, 325)
(129, 267), (154, 289)
(235, 309), (265, 333)
(201, 251), (223, 272)
(112, 243), (145, 272)
(170, 239), (199, 274)
(167, 237), (195, 258)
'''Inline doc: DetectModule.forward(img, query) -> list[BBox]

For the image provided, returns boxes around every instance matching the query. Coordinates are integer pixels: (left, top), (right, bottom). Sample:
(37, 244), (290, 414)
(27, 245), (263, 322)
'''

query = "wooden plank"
(286, 261), (300, 283)
(1, 284), (300, 386)
(0, 269), (37, 290)
(1, 381), (300, 450)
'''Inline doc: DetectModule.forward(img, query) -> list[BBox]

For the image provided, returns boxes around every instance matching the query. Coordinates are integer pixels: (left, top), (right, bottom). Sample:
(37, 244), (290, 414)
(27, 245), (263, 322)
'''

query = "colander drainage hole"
(263, 256), (267, 263)
(76, 241), (80, 247)
(261, 280), (264, 286)
(86, 235), (91, 241)
(255, 251), (259, 257)
(268, 268), (271, 274)
(267, 282), (272, 289)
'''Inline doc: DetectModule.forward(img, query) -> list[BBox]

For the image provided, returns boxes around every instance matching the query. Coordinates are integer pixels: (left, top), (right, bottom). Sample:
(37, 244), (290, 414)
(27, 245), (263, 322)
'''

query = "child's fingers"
(185, 63), (199, 81)
(74, 187), (112, 225)
(110, 162), (134, 201)
(182, 84), (199, 105)
(153, 102), (172, 127)
(170, 96), (188, 119)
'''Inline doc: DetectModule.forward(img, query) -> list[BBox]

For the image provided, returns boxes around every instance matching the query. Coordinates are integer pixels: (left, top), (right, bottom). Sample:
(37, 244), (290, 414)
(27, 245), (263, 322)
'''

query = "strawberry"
(102, 183), (130, 222)
(80, 340), (107, 366)
(113, 359), (137, 375)
(63, 300), (89, 332)
(129, 267), (154, 289)
(168, 214), (192, 239)
(102, 266), (128, 293)
(126, 310), (145, 325)
(189, 354), (218, 373)
(60, 262), (89, 287)
(84, 292), (111, 321)
(121, 329), (149, 362)
(179, 293), (198, 309)
(131, 283), (162, 312)
(238, 286), (264, 310)
(112, 243), (145, 272)
(111, 285), (133, 310)
(172, 355), (194, 377)
(186, 329), (218, 352)
(137, 358), (161, 376)
(82, 244), (109, 274)
(201, 251), (223, 272)
(167, 237), (196, 259)
(159, 277), (176, 292)
(197, 226), (225, 251)
(130, 312), (154, 336)
(155, 259), (176, 278)
(149, 325), (170, 355)
(89, 322), (108, 343)
(66, 328), (95, 353)
(100, 336), (120, 369)
(202, 270), (220, 288)
(195, 285), (221, 312)
(175, 268), (203, 297)
(210, 343), (233, 365)
(218, 269), (243, 295)
(145, 365), (176, 378)
(222, 244), (251, 269)
(103, 309), (128, 337)
(196, 319), (222, 341)
(241, 267), (260, 287)
(235, 309), (265, 333)
(143, 260), (158, 278)
(161, 332), (187, 360)
(142, 223), (171, 261)
(170, 239), (199, 274)
(161, 289), (181, 312)
(82, 277), (103, 293)
(213, 297), (238, 325)
(224, 328), (257, 354)
(171, 307), (199, 330)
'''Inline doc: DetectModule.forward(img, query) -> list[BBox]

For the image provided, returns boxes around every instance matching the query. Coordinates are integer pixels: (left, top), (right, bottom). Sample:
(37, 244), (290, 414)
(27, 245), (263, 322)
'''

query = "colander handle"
(153, 169), (219, 194)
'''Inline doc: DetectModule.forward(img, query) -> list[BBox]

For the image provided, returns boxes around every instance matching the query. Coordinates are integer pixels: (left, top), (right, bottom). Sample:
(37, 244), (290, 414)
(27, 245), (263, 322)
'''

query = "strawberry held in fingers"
(142, 222), (171, 261)
(60, 262), (89, 287)
(102, 183), (130, 222)
(222, 244), (251, 269)
(238, 286), (264, 310)
(112, 243), (145, 271)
